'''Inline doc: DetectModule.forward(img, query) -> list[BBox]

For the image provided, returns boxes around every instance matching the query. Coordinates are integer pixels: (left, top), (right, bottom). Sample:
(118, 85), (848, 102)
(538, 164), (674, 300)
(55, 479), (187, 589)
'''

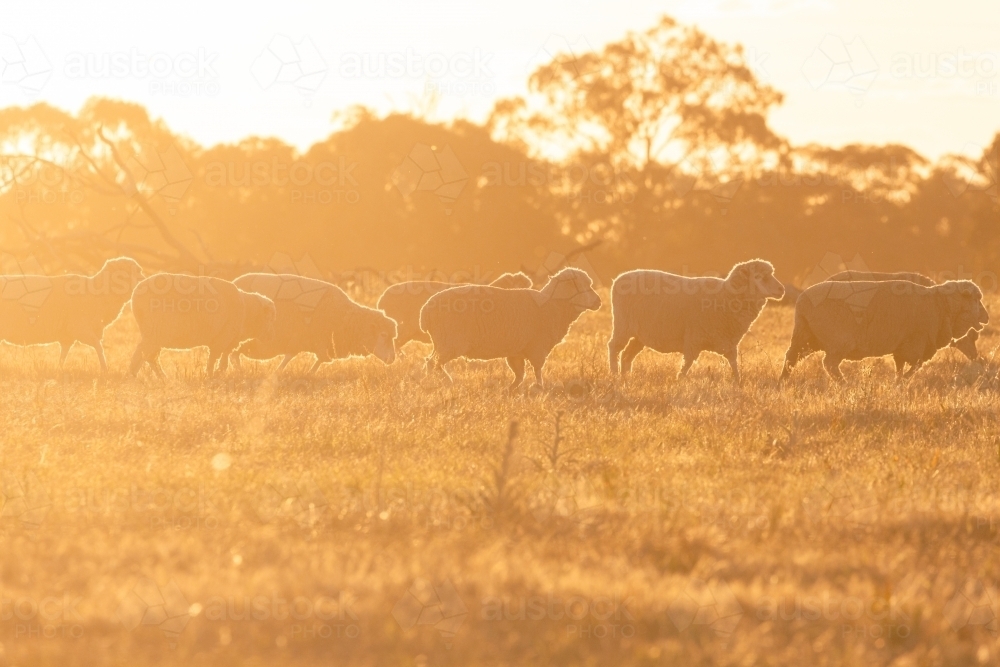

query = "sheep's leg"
(893, 354), (905, 378)
(902, 360), (924, 380)
(147, 349), (166, 380)
(505, 357), (525, 391)
(724, 348), (740, 384)
(129, 343), (145, 377)
(528, 356), (546, 388)
(94, 341), (108, 374)
(678, 352), (698, 379)
(822, 355), (845, 382)
(438, 361), (454, 383)
(276, 354), (293, 372)
(58, 341), (72, 368)
(620, 339), (644, 374)
(206, 349), (222, 378)
(230, 341), (248, 371)
(607, 334), (628, 374)
(217, 349), (231, 373)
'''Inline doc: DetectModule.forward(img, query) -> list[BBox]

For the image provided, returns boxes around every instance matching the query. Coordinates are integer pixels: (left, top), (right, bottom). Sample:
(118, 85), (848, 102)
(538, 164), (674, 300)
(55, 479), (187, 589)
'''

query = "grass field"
(1, 289), (999, 666)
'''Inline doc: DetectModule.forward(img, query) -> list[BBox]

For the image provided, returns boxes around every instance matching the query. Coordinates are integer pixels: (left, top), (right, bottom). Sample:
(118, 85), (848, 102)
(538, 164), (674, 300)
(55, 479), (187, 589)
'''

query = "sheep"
(129, 274), (276, 378)
(827, 270), (934, 286)
(826, 270), (980, 361)
(607, 260), (785, 382)
(231, 273), (397, 372)
(779, 279), (989, 382)
(419, 268), (600, 390)
(377, 272), (533, 348)
(0, 257), (144, 373)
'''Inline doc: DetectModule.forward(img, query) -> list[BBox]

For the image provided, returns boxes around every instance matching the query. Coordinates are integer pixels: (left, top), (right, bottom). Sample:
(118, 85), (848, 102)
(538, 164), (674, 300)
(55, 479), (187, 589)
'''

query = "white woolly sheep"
(129, 274), (276, 378)
(231, 273), (397, 372)
(607, 260), (785, 382)
(779, 279), (989, 382)
(826, 270), (980, 362)
(377, 272), (533, 348)
(0, 257), (144, 372)
(419, 268), (600, 389)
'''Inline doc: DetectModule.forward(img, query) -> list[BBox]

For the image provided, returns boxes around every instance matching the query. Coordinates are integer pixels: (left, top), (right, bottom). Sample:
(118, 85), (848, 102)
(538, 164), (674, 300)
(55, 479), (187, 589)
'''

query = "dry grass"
(1, 291), (999, 666)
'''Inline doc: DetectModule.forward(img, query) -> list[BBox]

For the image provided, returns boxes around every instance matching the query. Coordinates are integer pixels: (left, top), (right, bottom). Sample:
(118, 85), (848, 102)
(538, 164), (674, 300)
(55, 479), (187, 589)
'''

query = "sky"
(2, 0), (998, 160)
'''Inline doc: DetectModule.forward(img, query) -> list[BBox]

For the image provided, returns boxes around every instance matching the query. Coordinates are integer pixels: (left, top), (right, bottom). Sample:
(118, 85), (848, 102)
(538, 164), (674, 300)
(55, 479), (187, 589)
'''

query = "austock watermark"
(478, 159), (636, 205)
(890, 49), (999, 97)
(203, 156), (361, 205)
(802, 34), (878, 105)
(117, 575), (360, 648)
(0, 591), (85, 641)
(63, 47), (221, 97)
(480, 592), (636, 639)
(0, 34), (52, 95)
(335, 48), (495, 97)
(754, 591), (912, 642)
(251, 35), (327, 97)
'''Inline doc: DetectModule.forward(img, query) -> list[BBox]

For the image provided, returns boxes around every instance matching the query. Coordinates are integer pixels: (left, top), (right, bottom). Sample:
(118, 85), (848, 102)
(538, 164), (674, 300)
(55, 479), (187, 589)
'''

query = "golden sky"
(3, 0), (998, 159)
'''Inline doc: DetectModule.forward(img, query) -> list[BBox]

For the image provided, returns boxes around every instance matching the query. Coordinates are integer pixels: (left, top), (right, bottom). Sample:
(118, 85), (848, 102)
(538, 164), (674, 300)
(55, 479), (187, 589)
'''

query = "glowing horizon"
(2, 0), (998, 160)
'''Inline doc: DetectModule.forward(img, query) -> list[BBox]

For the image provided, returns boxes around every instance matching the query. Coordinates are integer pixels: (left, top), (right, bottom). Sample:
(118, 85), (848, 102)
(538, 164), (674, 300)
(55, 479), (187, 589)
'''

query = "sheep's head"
(336, 306), (398, 364)
(490, 272), (533, 289)
(92, 257), (145, 296)
(541, 268), (601, 311)
(241, 291), (277, 342)
(940, 280), (989, 336)
(727, 260), (784, 300)
(952, 329), (980, 361)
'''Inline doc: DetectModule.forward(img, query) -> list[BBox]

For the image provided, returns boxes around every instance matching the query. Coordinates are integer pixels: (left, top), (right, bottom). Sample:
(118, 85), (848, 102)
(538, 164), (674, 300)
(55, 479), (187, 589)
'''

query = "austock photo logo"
(803, 252), (878, 315)
(0, 471), (51, 528)
(251, 34), (327, 98)
(336, 47), (495, 97)
(123, 143), (194, 211)
(944, 579), (998, 636)
(63, 47), (221, 97)
(251, 472), (330, 528)
(392, 578), (468, 649)
(941, 142), (998, 202)
(527, 34), (597, 84)
(0, 34), (52, 95)
(391, 143), (469, 214)
(667, 578), (744, 641)
(116, 576), (192, 648)
(802, 34), (878, 105)
(0, 255), (53, 324)
(667, 152), (745, 213)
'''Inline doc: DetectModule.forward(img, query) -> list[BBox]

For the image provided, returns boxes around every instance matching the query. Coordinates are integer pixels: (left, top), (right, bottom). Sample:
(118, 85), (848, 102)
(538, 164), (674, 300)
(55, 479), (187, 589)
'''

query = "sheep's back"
(0, 274), (95, 344)
(421, 286), (539, 359)
(797, 281), (941, 358)
(235, 273), (343, 355)
(132, 275), (244, 349)
(611, 270), (726, 350)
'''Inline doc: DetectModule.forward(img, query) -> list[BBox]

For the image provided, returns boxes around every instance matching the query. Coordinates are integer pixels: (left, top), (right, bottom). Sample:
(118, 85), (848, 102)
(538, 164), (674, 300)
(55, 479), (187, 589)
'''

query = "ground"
(0, 291), (998, 666)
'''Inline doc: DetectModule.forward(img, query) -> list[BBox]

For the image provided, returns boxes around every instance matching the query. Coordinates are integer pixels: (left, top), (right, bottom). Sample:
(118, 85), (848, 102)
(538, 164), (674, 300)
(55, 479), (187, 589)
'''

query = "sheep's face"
(370, 313), (398, 364)
(103, 257), (146, 291)
(339, 309), (397, 364)
(87, 257), (145, 301)
(490, 272), (533, 289)
(734, 261), (784, 300)
(952, 330), (980, 361)
(547, 268), (601, 311)
(943, 280), (989, 335)
(242, 292), (277, 342)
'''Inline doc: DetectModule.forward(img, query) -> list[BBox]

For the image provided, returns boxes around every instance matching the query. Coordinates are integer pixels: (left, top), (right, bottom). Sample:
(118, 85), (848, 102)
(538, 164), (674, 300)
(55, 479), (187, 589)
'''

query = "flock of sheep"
(0, 257), (990, 387)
